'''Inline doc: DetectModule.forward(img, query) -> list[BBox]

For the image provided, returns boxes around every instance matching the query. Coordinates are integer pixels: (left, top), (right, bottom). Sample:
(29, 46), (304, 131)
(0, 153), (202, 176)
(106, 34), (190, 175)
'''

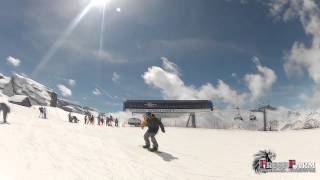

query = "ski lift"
(234, 107), (243, 121)
(234, 116), (243, 121)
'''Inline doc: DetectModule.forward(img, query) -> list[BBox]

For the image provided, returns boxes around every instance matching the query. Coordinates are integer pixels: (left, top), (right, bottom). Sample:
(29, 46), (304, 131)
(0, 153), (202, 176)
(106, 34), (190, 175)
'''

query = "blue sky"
(1, 0), (319, 111)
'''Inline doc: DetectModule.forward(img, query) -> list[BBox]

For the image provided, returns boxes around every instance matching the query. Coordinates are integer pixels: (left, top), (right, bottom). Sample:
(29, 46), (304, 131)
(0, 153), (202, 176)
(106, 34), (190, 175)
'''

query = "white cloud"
(161, 57), (181, 75)
(68, 79), (76, 87)
(57, 84), (72, 97)
(92, 88), (102, 96)
(112, 72), (120, 83)
(116, 8), (121, 12)
(270, 0), (320, 106)
(142, 58), (247, 106)
(244, 57), (277, 101)
(6, 56), (21, 67)
(232, 73), (237, 78)
(252, 56), (261, 64)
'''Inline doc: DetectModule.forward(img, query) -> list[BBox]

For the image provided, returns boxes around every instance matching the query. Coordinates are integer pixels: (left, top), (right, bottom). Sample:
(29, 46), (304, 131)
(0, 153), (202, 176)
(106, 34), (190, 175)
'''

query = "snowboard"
(140, 145), (162, 153)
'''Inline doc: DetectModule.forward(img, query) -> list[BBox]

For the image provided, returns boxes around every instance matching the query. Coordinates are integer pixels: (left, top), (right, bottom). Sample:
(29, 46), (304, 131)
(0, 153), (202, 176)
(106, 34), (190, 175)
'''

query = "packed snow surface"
(0, 102), (319, 180)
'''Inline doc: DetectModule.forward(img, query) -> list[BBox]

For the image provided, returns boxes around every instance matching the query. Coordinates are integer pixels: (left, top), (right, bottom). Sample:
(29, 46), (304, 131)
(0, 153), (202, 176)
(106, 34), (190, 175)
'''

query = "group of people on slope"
(82, 113), (119, 127)
(97, 114), (119, 127)
(84, 114), (95, 125)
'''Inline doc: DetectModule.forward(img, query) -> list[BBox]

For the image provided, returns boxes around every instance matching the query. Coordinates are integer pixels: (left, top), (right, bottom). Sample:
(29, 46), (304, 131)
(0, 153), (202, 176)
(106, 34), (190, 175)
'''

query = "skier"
(97, 114), (101, 125)
(43, 106), (47, 119)
(98, 113), (104, 126)
(115, 118), (119, 127)
(39, 106), (44, 118)
(90, 114), (95, 125)
(141, 112), (165, 152)
(0, 103), (10, 123)
(109, 115), (113, 126)
(68, 112), (73, 123)
(84, 115), (88, 124)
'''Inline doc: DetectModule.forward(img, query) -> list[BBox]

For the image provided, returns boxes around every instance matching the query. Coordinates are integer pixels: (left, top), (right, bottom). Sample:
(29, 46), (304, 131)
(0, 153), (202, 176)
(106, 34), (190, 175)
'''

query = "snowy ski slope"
(0, 98), (319, 180)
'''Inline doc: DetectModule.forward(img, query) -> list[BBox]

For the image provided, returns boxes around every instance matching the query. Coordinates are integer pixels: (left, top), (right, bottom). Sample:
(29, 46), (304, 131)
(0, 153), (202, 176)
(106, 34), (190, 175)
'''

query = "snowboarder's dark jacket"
(142, 116), (165, 134)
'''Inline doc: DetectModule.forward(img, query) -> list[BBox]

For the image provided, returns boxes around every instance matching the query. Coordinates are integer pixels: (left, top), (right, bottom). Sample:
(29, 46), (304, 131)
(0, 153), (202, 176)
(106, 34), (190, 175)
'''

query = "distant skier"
(115, 118), (119, 127)
(68, 112), (79, 123)
(141, 113), (165, 152)
(0, 103), (10, 123)
(39, 106), (44, 118)
(98, 113), (104, 126)
(68, 112), (73, 123)
(43, 106), (47, 119)
(107, 115), (113, 126)
(89, 114), (95, 125)
(84, 115), (88, 124)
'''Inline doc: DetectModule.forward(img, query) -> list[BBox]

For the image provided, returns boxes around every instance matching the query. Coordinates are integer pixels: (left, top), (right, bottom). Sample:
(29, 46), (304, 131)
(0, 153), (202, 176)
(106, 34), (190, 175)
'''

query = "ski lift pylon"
(233, 106), (243, 121)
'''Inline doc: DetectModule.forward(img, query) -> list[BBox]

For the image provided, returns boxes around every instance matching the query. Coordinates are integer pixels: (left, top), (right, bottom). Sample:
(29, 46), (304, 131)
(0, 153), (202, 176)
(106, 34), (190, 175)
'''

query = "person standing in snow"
(106, 116), (110, 126)
(43, 106), (47, 119)
(115, 118), (119, 127)
(141, 112), (165, 152)
(68, 112), (73, 123)
(109, 115), (113, 126)
(39, 106), (44, 118)
(89, 114), (95, 125)
(84, 115), (88, 125)
(0, 103), (10, 123)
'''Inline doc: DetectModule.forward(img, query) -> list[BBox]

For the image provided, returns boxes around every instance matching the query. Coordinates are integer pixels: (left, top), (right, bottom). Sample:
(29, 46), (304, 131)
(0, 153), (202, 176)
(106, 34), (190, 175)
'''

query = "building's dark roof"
(123, 100), (213, 111)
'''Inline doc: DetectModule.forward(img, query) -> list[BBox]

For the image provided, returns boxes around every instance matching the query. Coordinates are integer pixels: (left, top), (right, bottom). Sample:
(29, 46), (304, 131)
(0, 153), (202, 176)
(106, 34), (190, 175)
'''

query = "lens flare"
(32, 0), (111, 77)
(99, 3), (106, 55)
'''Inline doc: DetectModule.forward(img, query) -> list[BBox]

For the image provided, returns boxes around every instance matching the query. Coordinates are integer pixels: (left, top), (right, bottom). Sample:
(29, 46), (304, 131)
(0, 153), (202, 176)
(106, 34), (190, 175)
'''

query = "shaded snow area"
(0, 101), (318, 179)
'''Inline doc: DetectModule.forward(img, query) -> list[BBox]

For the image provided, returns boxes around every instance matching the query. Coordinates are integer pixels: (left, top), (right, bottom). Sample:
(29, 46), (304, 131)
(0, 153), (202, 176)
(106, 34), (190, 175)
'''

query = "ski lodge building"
(123, 100), (213, 128)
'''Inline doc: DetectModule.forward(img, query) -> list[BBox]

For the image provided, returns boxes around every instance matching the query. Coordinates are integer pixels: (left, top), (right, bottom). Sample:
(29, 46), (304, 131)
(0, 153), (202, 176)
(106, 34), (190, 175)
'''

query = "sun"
(90, 0), (109, 8)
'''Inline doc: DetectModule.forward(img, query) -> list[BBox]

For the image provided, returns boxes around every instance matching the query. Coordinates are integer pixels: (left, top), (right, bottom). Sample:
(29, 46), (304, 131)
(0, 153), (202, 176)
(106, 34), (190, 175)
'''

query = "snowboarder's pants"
(144, 132), (158, 148)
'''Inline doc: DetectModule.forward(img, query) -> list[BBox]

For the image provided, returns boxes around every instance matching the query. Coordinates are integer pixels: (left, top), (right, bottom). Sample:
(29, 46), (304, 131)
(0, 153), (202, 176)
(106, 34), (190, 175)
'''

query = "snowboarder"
(141, 112), (165, 152)
(0, 103), (10, 123)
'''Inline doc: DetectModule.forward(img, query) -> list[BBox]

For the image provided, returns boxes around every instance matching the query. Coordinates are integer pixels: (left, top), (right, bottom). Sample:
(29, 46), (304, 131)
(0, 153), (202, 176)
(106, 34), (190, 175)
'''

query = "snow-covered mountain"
(0, 73), (98, 114)
(0, 73), (11, 91)
(0, 74), (57, 106)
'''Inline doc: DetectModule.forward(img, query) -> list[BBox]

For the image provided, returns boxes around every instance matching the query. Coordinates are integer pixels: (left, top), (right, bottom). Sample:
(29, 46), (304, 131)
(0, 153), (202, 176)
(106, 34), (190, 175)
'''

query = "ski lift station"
(123, 100), (214, 128)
